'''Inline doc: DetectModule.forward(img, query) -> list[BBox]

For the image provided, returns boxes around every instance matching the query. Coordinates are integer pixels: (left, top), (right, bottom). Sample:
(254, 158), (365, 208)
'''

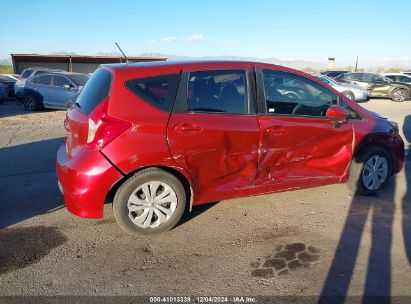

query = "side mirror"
(326, 105), (349, 124)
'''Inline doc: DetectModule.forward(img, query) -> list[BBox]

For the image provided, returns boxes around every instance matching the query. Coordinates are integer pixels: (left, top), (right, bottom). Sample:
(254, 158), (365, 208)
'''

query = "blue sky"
(1, 0), (410, 67)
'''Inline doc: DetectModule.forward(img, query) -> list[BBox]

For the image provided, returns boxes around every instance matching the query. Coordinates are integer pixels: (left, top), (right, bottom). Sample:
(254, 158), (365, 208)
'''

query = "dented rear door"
(167, 65), (260, 200)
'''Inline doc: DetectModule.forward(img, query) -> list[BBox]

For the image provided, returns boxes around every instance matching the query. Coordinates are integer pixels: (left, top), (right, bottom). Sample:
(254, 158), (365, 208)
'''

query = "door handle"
(266, 128), (288, 136)
(173, 123), (203, 132)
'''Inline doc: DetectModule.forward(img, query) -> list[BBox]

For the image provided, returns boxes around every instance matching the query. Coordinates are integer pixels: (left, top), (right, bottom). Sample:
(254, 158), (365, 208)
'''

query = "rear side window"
(126, 74), (180, 112)
(75, 68), (112, 115)
(188, 70), (247, 114)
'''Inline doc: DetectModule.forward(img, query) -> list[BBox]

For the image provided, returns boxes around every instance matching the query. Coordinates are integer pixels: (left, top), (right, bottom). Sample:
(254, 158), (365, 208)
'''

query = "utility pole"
(355, 56), (359, 72)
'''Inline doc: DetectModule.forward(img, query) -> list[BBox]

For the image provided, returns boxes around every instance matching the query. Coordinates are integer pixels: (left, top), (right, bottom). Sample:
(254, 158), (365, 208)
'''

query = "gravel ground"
(0, 98), (410, 301)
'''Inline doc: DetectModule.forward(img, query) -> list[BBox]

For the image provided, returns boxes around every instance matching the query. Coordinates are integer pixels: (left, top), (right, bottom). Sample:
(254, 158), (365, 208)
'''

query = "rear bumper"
(56, 143), (122, 218)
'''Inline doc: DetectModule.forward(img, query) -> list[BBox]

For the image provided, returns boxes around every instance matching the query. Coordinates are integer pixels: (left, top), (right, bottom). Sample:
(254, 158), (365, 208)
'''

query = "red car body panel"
(56, 61), (405, 219)
(56, 144), (122, 218)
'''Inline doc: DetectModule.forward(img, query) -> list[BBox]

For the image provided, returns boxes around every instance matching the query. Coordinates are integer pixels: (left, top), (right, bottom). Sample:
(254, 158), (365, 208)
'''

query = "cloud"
(149, 39), (157, 43)
(186, 34), (203, 43)
(162, 36), (177, 43)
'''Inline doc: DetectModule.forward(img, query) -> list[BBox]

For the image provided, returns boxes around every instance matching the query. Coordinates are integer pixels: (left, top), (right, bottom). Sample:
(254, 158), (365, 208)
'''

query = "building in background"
(11, 54), (167, 74)
(327, 57), (335, 70)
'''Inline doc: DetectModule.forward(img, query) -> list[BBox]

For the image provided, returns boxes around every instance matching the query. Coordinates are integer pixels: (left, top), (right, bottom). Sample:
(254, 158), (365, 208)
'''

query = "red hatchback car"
(56, 61), (404, 235)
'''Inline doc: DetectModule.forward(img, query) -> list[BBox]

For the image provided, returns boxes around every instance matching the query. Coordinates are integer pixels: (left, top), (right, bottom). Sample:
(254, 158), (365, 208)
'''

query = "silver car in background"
(18, 72), (89, 111)
(315, 74), (368, 102)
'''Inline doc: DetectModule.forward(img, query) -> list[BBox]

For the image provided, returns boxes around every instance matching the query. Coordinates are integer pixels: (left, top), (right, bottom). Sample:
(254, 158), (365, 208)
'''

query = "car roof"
(383, 73), (411, 76)
(31, 71), (88, 77)
(103, 60), (260, 70)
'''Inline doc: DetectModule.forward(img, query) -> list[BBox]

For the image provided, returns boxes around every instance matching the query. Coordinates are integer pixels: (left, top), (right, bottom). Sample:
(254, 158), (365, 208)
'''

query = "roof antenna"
(115, 42), (129, 63)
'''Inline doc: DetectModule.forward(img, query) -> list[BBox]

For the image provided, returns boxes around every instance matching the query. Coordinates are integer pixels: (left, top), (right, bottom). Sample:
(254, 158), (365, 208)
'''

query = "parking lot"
(0, 98), (410, 298)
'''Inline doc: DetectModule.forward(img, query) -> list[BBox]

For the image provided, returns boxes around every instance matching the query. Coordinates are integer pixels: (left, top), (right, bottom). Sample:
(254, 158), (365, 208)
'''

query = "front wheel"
(113, 168), (187, 236)
(391, 88), (408, 102)
(348, 146), (392, 195)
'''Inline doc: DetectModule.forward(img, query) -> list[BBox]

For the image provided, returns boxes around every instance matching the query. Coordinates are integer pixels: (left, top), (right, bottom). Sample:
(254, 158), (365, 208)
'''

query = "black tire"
(113, 168), (187, 236)
(391, 88), (408, 102)
(348, 146), (393, 195)
(342, 91), (355, 101)
(23, 94), (43, 111)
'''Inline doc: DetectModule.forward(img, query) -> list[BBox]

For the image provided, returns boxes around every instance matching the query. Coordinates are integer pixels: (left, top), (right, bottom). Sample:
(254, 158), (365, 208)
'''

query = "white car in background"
(314, 74), (368, 102)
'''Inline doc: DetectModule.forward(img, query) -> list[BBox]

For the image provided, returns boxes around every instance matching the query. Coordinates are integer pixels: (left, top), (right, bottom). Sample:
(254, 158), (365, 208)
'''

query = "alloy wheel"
(392, 89), (406, 102)
(362, 155), (389, 191)
(23, 95), (36, 111)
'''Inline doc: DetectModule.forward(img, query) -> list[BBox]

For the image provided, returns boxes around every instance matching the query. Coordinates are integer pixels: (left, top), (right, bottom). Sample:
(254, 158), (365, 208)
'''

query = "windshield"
(68, 74), (90, 86)
(21, 70), (33, 78)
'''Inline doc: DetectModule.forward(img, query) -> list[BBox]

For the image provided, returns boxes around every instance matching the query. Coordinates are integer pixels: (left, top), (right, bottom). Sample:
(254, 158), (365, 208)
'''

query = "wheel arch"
(105, 165), (194, 212)
(353, 141), (396, 174)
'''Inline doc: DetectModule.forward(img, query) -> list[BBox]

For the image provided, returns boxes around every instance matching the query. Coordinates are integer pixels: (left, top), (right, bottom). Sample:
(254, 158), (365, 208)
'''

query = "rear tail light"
(84, 102), (131, 151)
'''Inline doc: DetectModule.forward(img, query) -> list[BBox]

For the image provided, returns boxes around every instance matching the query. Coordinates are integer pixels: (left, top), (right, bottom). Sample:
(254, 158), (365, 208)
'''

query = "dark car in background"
(383, 73), (411, 85)
(321, 70), (349, 79)
(335, 72), (410, 102)
(18, 72), (89, 111)
(0, 74), (18, 97)
(0, 83), (7, 104)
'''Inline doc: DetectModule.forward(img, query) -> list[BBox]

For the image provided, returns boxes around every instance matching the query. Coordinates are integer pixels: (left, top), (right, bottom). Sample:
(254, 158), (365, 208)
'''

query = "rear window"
(75, 68), (112, 115)
(126, 74), (180, 112)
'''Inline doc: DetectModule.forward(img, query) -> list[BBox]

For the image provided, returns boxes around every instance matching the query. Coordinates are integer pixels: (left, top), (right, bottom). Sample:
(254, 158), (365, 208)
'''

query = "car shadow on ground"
(319, 116), (411, 303)
(177, 202), (218, 228)
(0, 99), (56, 119)
(0, 137), (65, 228)
(402, 114), (411, 265)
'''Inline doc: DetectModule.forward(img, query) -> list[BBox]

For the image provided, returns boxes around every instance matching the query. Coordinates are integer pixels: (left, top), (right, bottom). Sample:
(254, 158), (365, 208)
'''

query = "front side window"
(188, 70), (247, 114)
(371, 74), (384, 82)
(37, 75), (51, 86)
(263, 70), (337, 117)
(385, 75), (396, 81)
(54, 76), (71, 87)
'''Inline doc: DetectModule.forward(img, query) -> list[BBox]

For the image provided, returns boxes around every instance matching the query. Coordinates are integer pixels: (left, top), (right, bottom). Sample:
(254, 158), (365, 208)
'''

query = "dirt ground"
(0, 98), (410, 301)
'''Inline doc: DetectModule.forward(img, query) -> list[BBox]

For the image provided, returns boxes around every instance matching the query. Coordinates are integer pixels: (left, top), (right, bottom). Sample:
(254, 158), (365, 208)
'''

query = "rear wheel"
(23, 94), (43, 111)
(113, 168), (187, 236)
(391, 88), (408, 102)
(348, 146), (392, 195)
